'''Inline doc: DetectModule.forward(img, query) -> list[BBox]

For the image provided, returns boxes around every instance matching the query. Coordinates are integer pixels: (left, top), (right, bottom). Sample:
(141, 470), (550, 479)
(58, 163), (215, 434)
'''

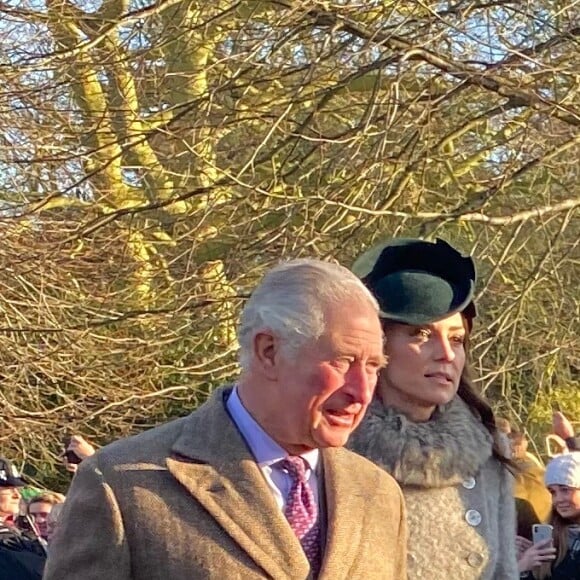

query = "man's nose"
(345, 363), (374, 404)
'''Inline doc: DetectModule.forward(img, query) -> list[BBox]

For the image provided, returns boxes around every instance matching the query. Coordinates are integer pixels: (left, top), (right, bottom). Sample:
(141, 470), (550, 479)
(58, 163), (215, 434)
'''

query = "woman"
(519, 452), (580, 580)
(348, 238), (518, 579)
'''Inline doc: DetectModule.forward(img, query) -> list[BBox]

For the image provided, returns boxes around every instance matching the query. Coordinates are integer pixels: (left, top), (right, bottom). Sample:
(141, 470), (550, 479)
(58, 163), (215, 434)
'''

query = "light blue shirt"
(226, 386), (320, 511)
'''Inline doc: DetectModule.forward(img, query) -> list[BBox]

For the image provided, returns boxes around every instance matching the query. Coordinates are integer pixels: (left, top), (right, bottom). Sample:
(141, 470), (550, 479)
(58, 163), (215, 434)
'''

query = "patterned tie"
(280, 456), (322, 575)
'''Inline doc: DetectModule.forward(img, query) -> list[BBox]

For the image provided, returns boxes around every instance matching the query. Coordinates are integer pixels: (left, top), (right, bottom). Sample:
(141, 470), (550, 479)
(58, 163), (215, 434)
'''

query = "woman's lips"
(425, 372), (453, 384)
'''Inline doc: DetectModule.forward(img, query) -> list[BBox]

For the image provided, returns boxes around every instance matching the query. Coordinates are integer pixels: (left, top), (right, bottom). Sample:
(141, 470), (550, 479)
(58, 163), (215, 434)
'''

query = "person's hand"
(63, 459), (78, 474)
(517, 539), (556, 572)
(553, 411), (575, 440)
(62, 435), (96, 472)
(515, 535), (532, 559)
(67, 435), (96, 460)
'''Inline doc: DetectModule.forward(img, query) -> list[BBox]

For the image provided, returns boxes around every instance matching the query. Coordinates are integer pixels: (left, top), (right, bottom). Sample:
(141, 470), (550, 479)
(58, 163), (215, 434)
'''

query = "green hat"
(353, 238), (477, 326)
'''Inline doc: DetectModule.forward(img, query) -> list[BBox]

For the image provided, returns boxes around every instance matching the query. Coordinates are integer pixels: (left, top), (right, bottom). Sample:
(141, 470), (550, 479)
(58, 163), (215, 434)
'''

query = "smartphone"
(63, 437), (82, 465)
(532, 524), (554, 547)
(15, 514), (36, 534)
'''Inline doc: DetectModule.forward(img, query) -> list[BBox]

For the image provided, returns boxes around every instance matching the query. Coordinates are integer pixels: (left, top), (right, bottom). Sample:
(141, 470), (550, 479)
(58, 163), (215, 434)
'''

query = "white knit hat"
(545, 452), (580, 489)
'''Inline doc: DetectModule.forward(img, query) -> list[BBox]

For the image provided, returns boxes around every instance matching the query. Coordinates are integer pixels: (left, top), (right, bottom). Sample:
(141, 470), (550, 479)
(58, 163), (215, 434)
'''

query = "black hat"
(353, 238), (477, 326)
(0, 457), (27, 487)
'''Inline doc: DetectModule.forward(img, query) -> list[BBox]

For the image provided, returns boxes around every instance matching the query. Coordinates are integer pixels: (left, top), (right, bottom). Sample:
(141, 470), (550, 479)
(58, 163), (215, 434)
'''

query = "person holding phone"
(515, 527), (556, 575)
(62, 435), (96, 474)
(348, 238), (518, 579)
(519, 452), (580, 580)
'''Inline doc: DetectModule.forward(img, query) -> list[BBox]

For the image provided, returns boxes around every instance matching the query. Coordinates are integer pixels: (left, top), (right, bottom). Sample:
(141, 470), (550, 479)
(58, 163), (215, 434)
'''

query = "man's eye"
(451, 335), (465, 344)
(366, 362), (383, 374)
(334, 358), (352, 370)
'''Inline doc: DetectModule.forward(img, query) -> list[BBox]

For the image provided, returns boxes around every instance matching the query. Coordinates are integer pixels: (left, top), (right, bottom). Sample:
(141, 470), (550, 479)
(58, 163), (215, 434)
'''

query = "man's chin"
(313, 426), (354, 448)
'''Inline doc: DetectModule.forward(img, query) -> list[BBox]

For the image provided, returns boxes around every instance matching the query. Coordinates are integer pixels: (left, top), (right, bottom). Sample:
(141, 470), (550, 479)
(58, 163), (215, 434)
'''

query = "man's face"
(258, 299), (385, 454)
(29, 501), (54, 538)
(0, 486), (20, 520)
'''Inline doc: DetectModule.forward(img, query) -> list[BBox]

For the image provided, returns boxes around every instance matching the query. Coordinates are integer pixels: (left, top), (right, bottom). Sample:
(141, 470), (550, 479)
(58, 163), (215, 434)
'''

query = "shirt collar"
(227, 386), (319, 472)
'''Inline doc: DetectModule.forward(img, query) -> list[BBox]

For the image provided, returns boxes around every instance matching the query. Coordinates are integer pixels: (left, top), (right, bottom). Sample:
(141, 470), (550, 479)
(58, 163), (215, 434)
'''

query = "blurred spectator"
(0, 458), (46, 579)
(0, 481), (21, 528)
(46, 503), (64, 546)
(496, 417), (512, 435)
(519, 452), (580, 580)
(62, 435), (96, 474)
(515, 498), (542, 541)
(27, 492), (65, 541)
(510, 432), (552, 526)
(510, 431), (544, 468)
(553, 411), (579, 451)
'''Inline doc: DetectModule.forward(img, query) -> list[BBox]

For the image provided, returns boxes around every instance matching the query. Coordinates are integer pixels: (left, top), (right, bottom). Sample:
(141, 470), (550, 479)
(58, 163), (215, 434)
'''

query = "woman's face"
(549, 484), (580, 522)
(378, 312), (467, 422)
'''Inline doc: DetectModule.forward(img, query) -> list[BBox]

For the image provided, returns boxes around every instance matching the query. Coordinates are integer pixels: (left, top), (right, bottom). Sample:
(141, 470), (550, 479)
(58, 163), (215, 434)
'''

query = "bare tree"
(0, 0), (577, 488)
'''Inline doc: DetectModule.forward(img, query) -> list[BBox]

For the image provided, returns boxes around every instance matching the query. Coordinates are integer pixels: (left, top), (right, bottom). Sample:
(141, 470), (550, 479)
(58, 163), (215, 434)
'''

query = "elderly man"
(45, 259), (407, 580)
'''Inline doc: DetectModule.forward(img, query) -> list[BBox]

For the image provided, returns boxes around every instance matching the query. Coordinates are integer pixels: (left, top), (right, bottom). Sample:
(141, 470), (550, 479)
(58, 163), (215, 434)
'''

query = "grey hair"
(238, 258), (379, 371)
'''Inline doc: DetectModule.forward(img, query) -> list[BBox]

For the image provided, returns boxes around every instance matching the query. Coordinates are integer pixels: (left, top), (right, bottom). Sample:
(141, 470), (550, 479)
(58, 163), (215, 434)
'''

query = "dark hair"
(455, 327), (517, 471)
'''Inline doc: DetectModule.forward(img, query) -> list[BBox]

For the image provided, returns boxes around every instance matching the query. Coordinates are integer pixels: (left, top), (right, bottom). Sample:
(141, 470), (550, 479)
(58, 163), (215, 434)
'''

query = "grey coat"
(348, 396), (518, 579)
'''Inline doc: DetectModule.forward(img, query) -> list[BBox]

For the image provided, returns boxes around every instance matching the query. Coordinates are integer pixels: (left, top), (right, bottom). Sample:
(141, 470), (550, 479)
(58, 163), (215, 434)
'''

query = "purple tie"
(281, 456), (321, 575)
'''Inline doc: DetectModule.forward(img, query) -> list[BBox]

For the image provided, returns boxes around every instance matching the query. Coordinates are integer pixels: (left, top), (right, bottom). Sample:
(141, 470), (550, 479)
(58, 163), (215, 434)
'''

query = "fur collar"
(349, 396), (493, 488)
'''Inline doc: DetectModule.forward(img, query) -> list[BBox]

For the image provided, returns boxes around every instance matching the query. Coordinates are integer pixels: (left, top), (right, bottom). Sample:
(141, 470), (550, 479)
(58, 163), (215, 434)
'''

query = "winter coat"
(0, 524), (45, 580)
(44, 386), (408, 580)
(520, 530), (580, 580)
(348, 395), (519, 579)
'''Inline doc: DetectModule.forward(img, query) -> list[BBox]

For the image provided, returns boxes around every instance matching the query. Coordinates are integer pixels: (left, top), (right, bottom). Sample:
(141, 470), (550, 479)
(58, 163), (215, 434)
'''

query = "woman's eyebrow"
(445, 325), (466, 332)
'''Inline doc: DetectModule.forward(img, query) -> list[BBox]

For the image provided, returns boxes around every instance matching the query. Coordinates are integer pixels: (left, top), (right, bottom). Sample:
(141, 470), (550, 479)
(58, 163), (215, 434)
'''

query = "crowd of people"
(0, 437), (95, 579)
(1, 238), (578, 580)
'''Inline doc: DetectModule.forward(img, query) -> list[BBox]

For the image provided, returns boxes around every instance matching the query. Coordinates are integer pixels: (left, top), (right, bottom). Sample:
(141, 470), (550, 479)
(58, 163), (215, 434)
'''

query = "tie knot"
(280, 456), (308, 480)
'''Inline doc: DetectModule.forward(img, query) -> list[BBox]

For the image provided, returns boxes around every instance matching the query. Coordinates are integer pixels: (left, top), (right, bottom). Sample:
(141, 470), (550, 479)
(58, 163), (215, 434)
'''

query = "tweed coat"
(348, 396), (519, 580)
(44, 387), (407, 580)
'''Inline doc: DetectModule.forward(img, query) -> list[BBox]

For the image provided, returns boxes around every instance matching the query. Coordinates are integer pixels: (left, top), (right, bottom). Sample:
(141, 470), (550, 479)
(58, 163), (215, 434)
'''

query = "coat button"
(407, 553), (417, 568)
(462, 476), (476, 489)
(465, 509), (482, 526)
(467, 552), (484, 568)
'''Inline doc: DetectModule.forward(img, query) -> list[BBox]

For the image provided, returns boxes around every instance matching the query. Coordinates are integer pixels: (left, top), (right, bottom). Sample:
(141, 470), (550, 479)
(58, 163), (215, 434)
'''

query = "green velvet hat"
(353, 238), (477, 326)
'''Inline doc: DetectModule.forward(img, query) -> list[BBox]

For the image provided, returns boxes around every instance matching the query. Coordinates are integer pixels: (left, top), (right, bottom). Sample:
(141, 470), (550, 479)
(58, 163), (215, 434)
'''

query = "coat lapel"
(166, 388), (309, 579)
(318, 448), (366, 579)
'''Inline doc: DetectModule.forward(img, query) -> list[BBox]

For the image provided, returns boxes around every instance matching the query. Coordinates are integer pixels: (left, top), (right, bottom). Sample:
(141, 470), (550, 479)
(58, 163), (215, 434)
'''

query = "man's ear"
(253, 331), (280, 380)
